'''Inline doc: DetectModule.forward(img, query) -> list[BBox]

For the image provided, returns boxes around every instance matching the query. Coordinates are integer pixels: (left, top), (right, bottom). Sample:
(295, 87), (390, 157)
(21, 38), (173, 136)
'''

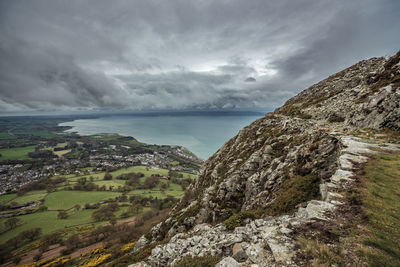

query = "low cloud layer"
(0, 0), (399, 114)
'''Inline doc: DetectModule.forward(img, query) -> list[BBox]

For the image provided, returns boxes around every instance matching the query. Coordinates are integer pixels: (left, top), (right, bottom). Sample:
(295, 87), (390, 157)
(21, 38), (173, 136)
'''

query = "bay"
(59, 111), (266, 159)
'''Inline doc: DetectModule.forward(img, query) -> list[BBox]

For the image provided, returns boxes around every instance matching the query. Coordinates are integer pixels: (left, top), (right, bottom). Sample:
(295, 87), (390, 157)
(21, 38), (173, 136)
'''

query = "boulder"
(232, 243), (248, 261)
(216, 256), (242, 267)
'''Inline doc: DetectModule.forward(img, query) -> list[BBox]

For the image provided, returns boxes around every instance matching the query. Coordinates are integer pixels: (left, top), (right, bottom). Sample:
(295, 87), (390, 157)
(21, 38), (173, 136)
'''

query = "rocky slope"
(125, 51), (400, 266)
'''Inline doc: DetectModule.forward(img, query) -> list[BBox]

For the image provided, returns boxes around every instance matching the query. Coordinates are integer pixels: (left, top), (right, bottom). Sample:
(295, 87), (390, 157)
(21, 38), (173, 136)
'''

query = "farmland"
(0, 164), (195, 246)
(0, 115), (202, 265)
(0, 145), (36, 161)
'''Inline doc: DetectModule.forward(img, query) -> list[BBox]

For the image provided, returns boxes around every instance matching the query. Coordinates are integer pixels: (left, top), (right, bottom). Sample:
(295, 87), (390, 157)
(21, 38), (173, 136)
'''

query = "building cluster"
(0, 144), (201, 195)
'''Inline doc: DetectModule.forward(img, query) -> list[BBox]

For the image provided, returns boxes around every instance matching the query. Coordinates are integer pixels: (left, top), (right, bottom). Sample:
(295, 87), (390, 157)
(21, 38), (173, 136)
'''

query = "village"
(0, 136), (202, 195)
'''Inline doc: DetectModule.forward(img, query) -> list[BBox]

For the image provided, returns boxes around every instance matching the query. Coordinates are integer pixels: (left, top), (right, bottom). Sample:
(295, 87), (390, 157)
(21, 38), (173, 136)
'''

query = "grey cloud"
(0, 0), (399, 113)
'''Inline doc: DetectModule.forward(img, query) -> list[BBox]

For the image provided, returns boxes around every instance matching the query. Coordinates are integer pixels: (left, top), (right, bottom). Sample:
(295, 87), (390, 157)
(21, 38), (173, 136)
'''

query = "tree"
(5, 217), (20, 230)
(143, 176), (159, 189)
(57, 210), (68, 219)
(65, 234), (80, 248)
(92, 209), (115, 221)
(91, 202), (118, 221)
(16, 190), (26, 196)
(104, 172), (112, 180)
(129, 204), (142, 215)
(74, 204), (81, 211)
(12, 256), (21, 265)
(38, 205), (48, 212)
(109, 218), (117, 226)
(119, 194), (128, 202)
(46, 185), (56, 193)
(9, 236), (24, 249)
(43, 232), (62, 246)
(23, 228), (42, 241)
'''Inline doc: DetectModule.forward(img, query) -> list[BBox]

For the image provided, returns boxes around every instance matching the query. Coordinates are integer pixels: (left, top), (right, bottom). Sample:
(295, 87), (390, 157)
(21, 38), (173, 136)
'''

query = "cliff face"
(276, 53), (400, 130)
(127, 51), (400, 266)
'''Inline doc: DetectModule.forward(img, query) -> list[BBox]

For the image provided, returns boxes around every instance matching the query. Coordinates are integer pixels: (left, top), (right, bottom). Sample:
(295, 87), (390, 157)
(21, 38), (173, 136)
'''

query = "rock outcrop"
(127, 51), (400, 266)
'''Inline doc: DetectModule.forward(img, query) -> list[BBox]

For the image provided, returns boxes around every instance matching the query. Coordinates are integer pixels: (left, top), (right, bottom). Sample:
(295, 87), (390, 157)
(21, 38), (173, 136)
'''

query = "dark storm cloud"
(0, 0), (399, 113)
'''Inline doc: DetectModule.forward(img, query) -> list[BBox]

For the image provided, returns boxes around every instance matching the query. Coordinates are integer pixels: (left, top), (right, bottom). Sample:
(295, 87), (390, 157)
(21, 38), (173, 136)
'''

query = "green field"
(0, 193), (17, 203)
(44, 191), (121, 210)
(110, 166), (196, 179)
(8, 191), (47, 204)
(0, 209), (96, 243)
(0, 164), (194, 247)
(0, 145), (36, 161)
(358, 153), (400, 266)
(0, 132), (16, 140)
(127, 188), (184, 199)
(61, 165), (195, 183)
(14, 130), (59, 139)
(93, 180), (125, 190)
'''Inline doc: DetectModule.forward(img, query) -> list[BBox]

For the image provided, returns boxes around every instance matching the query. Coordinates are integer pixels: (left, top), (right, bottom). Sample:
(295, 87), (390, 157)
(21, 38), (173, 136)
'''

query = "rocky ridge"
(126, 51), (400, 266)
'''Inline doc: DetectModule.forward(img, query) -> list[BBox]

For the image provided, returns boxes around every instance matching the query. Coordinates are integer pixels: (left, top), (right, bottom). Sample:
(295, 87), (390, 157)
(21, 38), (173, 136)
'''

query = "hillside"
(122, 51), (400, 266)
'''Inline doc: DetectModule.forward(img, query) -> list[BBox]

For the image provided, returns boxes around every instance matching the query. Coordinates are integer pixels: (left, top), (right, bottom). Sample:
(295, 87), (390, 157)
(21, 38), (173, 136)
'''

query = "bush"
(57, 210), (69, 219)
(38, 205), (48, 212)
(23, 228), (42, 241)
(328, 114), (345, 123)
(104, 172), (113, 180)
(224, 210), (263, 230)
(33, 253), (42, 261)
(12, 256), (21, 264)
(297, 112), (312, 119)
(61, 247), (74, 255)
(92, 203), (119, 221)
(143, 176), (159, 189)
(65, 234), (80, 249)
(265, 174), (320, 215)
(5, 217), (21, 229)
(176, 255), (222, 267)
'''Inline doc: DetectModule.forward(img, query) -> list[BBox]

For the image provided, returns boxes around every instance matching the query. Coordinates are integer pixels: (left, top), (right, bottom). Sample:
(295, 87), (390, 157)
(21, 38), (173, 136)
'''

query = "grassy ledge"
(298, 152), (400, 266)
(357, 152), (400, 266)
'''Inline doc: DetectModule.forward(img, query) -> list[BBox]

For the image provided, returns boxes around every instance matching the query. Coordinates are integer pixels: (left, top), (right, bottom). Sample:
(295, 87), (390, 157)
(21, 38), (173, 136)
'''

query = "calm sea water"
(59, 111), (266, 159)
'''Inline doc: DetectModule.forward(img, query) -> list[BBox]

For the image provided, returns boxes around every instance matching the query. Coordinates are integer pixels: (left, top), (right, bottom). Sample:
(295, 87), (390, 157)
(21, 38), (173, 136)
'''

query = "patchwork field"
(43, 191), (121, 210)
(0, 145), (36, 161)
(0, 165), (196, 246)
(13, 130), (59, 139)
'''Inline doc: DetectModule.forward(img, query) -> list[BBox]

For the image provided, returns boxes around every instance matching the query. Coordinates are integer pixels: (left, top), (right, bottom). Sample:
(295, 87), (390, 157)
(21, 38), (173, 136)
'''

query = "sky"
(0, 0), (399, 114)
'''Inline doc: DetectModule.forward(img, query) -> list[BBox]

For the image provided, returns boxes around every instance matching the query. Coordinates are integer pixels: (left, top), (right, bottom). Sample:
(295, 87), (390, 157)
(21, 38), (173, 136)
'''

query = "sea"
(59, 110), (267, 160)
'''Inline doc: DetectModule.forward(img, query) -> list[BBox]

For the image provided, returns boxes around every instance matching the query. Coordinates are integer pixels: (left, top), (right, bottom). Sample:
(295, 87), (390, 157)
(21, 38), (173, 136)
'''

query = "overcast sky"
(0, 0), (399, 114)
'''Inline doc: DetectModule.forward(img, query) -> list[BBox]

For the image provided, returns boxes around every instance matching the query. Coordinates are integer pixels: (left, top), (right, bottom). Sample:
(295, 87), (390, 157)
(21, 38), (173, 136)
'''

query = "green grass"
(0, 209), (96, 244)
(44, 142), (70, 157)
(14, 130), (58, 139)
(93, 180), (125, 190)
(56, 166), (196, 184)
(358, 153), (400, 266)
(0, 132), (16, 140)
(43, 191), (121, 210)
(170, 161), (180, 166)
(265, 174), (320, 215)
(0, 193), (17, 203)
(129, 139), (145, 145)
(0, 145), (36, 161)
(8, 191), (47, 204)
(127, 187), (184, 199)
(112, 166), (170, 177)
(0, 164), (191, 247)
